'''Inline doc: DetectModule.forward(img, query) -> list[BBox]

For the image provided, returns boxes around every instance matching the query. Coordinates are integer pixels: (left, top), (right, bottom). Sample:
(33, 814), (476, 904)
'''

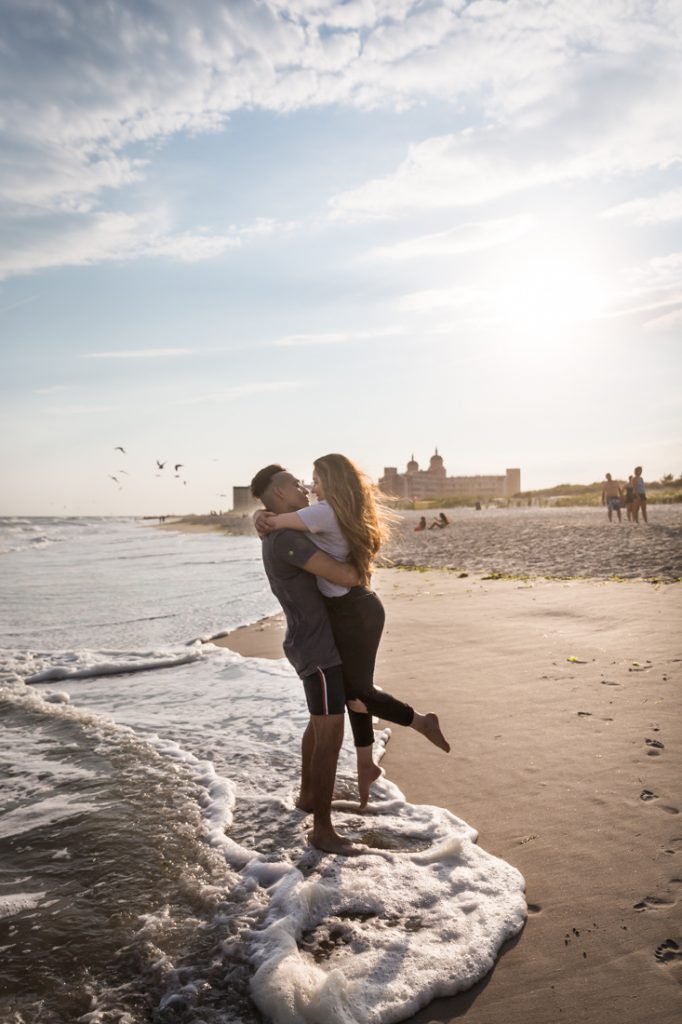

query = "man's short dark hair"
(251, 464), (286, 500)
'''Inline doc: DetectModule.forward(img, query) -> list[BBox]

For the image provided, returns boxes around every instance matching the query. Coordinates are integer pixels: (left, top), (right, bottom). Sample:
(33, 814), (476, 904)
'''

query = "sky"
(1, 0), (681, 516)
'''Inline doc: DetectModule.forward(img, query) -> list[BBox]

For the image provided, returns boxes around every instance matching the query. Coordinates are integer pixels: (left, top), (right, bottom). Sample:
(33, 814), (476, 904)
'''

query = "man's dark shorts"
(302, 664), (346, 716)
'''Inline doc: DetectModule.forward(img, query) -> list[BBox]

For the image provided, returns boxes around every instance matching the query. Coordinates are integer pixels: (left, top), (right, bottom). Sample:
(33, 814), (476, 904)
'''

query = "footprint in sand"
(661, 838), (682, 855)
(645, 737), (665, 756)
(640, 791), (680, 814)
(654, 939), (682, 963)
(634, 895), (676, 912)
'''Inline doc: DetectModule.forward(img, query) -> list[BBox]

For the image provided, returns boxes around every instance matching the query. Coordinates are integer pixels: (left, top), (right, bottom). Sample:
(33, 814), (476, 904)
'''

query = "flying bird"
(114, 446), (126, 454)
(156, 460), (166, 470)
(109, 475), (119, 484)
(174, 463), (183, 471)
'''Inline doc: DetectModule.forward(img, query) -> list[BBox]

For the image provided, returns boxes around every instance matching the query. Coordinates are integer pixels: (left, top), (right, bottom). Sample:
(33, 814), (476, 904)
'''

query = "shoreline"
(155, 513), (257, 536)
(214, 569), (682, 1024)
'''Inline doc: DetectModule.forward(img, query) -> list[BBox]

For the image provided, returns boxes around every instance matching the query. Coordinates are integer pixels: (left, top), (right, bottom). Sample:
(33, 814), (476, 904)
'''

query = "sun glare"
(485, 231), (610, 343)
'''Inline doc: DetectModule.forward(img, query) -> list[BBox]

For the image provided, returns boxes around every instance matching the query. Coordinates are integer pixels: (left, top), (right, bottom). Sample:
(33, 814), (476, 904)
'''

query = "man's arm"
(302, 550), (360, 588)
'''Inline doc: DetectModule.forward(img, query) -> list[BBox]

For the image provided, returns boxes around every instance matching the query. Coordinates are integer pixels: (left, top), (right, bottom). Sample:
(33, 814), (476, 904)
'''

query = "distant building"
(379, 451), (521, 501)
(232, 485), (260, 512)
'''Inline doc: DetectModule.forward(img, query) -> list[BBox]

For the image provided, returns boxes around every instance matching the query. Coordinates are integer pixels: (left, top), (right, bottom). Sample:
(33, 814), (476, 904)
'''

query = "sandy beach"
(215, 567), (682, 1024)
(159, 505), (682, 581)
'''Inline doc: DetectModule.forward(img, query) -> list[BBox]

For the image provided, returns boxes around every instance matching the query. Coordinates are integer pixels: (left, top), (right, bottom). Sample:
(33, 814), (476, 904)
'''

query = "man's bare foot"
(296, 791), (314, 813)
(358, 761), (382, 809)
(413, 712), (451, 752)
(308, 828), (365, 856)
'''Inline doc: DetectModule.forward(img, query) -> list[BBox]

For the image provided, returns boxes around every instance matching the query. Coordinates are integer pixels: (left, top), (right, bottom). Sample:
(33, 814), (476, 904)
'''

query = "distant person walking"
(632, 466), (648, 523)
(601, 473), (623, 523)
(623, 476), (635, 522)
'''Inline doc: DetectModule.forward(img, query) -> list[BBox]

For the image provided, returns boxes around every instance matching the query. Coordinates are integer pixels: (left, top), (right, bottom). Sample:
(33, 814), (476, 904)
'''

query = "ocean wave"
(0, 534), (59, 555)
(1, 658), (526, 1024)
(0, 646), (208, 685)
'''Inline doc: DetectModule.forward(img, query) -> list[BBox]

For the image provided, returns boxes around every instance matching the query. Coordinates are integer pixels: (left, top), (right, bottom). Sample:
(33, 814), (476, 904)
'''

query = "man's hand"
(303, 551), (360, 588)
(253, 509), (276, 537)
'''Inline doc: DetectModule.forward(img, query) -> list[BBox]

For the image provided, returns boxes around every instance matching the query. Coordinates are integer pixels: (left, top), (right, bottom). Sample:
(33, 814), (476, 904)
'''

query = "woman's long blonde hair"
(314, 453), (391, 585)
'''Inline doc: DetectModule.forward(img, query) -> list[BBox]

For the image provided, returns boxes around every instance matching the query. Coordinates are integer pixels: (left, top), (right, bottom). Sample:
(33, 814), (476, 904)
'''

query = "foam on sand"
(249, 783), (526, 1024)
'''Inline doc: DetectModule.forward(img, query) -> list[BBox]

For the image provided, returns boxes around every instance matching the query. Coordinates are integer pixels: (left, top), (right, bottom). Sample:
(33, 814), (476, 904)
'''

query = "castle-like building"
(379, 451), (521, 501)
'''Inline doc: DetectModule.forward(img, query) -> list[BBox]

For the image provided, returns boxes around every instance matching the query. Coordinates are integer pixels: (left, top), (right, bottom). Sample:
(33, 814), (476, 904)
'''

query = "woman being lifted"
(257, 452), (450, 807)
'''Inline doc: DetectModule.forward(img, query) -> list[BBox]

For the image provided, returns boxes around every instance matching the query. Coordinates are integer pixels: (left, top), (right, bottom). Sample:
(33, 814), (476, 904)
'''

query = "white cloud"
(1, 0), (681, 278)
(0, 294), (40, 315)
(329, 97), (682, 222)
(45, 404), (119, 416)
(81, 349), (195, 360)
(364, 215), (535, 261)
(272, 327), (401, 346)
(179, 381), (303, 404)
(397, 286), (480, 313)
(620, 251), (682, 300)
(33, 385), (68, 395)
(593, 251), (682, 321)
(0, 210), (244, 281)
(3, 1), (680, 215)
(643, 306), (682, 331)
(601, 187), (682, 225)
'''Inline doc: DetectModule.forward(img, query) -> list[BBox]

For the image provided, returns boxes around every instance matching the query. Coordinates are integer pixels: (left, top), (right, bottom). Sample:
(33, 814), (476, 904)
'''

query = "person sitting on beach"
(429, 512), (449, 530)
(256, 453), (451, 807)
(632, 466), (648, 523)
(601, 473), (623, 523)
(414, 516), (426, 532)
(250, 464), (365, 855)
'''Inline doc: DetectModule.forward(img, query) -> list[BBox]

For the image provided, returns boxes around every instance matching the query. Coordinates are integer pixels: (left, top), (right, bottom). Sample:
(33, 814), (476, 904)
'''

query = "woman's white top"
(296, 499), (350, 597)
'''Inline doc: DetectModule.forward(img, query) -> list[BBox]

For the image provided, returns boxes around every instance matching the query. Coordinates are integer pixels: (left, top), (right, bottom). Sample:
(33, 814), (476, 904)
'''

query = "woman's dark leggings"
(324, 587), (414, 748)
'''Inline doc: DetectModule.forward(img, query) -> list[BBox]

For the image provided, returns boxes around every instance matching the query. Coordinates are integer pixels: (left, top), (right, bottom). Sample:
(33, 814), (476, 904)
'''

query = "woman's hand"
(253, 509), (277, 537)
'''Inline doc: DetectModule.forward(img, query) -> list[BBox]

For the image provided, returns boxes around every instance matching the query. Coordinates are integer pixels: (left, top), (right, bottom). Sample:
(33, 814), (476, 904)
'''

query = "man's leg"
(300, 665), (364, 854)
(296, 718), (315, 812)
(309, 713), (361, 854)
(641, 499), (648, 523)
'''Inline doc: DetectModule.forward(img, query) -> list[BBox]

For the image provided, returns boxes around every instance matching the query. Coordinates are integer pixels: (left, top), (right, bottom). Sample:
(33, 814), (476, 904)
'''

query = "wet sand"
(215, 570), (682, 1024)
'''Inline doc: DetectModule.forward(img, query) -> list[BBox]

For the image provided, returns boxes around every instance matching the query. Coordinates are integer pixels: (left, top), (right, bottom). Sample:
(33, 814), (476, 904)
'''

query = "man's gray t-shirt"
(260, 529), (340, 678)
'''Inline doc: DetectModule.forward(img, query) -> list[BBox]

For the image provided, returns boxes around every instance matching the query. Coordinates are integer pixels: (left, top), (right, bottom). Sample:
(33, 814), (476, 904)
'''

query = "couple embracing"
(250, 454), (450, 856)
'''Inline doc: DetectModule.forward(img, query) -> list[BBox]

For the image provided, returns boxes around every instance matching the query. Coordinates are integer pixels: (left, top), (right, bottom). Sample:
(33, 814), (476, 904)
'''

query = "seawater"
(0, 518), (526, 1024)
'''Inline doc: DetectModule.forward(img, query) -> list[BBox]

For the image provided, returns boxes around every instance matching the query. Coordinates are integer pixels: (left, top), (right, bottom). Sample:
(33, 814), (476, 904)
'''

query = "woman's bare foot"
(357, 760), (382, 809)
(308, 828), (365, 856)
(356, 746), (382, 809)
(412, 712), (451, 752)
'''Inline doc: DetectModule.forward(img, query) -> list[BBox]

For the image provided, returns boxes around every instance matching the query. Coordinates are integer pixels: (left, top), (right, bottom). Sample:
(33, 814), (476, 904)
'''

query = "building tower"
(428, 448), (446, 478)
